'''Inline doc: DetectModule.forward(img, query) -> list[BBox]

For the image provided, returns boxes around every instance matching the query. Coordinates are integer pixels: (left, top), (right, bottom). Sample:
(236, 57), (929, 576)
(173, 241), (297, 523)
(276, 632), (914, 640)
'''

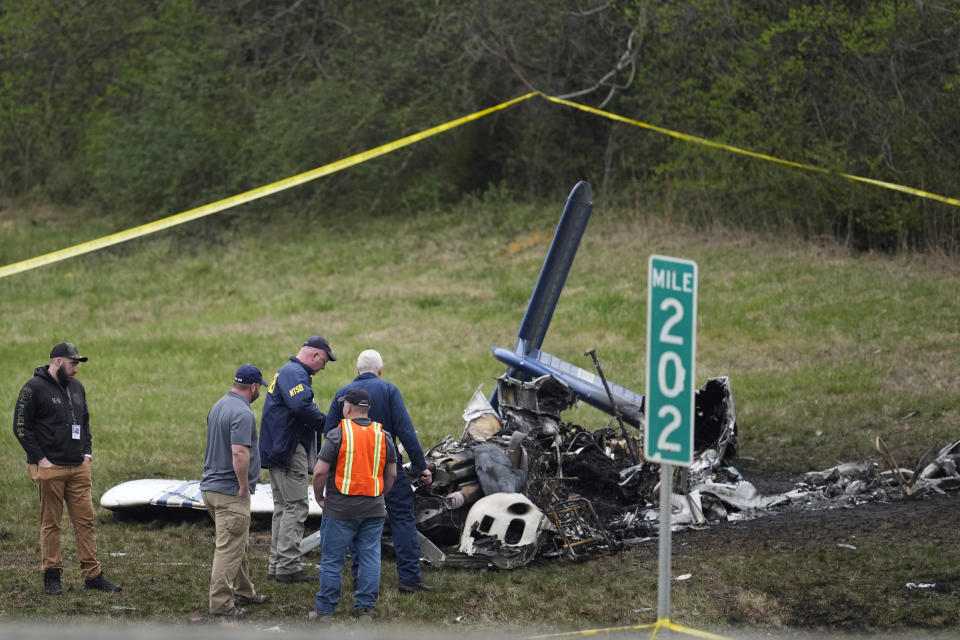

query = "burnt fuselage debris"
(412, 373), (740, 569)
(411, 373), (960, 570)
(797, 438), (960, 502)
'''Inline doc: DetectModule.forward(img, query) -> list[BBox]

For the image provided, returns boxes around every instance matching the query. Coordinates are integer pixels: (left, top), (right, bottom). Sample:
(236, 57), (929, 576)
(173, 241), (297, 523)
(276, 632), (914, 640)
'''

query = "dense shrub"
(0, 0), (957, 251)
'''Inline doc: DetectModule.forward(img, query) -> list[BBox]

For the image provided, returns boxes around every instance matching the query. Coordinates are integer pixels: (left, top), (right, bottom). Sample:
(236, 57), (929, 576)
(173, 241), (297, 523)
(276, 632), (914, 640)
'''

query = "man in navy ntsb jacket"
(260, 335), (336, 583)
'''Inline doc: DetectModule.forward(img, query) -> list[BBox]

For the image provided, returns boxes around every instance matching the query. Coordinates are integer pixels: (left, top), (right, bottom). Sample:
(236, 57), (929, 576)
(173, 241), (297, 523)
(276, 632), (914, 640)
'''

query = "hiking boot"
(354, 606), (374, 622)
(211, 606), (248, 618)
(84, 571), (122, 592)
(276, 569), (316, 583)
(398, 581), (435, 593)
(308, 610), (334, 623)
(43, 568), (64, 595)
(235, 593), (270, 607)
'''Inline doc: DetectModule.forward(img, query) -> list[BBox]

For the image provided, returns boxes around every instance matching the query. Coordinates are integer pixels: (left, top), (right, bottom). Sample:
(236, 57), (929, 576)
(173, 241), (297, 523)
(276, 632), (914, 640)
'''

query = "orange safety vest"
(334, 419), (388, 497)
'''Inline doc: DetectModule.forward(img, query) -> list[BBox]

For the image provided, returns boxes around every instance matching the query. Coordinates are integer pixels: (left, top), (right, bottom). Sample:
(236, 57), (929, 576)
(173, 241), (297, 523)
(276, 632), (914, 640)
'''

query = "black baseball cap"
(303, 335), (337, 361)
(50, 342), (88, 362)
(341, 387), (371, 408)
(234, 365), (269, 386)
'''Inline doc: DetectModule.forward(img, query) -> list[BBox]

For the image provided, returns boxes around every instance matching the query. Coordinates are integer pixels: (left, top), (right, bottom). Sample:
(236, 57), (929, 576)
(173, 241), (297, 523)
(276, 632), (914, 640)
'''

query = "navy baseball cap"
(303, 335), (337, 361)
(50, 342), (88, 362)
(235, 365), (269, 386)
(341, 387), (371, 408)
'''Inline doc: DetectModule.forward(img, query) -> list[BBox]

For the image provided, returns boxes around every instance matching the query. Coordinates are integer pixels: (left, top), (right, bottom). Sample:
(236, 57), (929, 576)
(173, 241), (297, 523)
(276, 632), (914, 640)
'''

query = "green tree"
(1, 0), (958, 250)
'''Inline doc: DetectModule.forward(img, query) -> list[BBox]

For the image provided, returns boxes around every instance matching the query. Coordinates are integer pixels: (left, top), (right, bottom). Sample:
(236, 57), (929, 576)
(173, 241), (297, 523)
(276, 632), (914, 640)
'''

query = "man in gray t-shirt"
(316, 424), (397, 520)
(201, 393), (262, 495)
(200, 365), (270, 617)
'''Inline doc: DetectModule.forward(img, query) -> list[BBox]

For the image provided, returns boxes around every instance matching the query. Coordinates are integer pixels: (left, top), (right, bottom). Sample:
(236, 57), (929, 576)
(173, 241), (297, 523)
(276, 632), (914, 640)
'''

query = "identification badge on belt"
(72, 424), (81, 440)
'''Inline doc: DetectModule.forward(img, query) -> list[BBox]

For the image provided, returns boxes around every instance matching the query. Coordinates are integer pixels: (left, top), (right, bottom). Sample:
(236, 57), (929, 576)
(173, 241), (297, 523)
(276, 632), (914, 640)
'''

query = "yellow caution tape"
(539, 93), (960, 208)
(658, 618), (735, 640)
(528, 623), (655, 638)
(3, 89), (957, 281)
(528, 618), (733, 640)
(0, 92), (540, 280)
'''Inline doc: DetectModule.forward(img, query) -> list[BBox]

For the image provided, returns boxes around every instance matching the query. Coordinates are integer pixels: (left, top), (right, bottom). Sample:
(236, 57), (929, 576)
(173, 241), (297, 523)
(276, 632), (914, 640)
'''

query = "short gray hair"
(356, 349), (383, 373)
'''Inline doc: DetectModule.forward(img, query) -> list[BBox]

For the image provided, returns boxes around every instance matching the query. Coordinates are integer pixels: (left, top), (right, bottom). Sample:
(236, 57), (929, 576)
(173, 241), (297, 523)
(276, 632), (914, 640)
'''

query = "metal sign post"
(645, 254), (698, 626)
(657, 463), (674, 623)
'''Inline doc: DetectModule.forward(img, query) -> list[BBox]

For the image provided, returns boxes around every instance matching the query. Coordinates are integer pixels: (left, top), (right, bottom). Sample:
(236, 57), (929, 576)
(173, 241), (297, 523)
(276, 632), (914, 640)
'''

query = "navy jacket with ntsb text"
(259, 356), (327, 470)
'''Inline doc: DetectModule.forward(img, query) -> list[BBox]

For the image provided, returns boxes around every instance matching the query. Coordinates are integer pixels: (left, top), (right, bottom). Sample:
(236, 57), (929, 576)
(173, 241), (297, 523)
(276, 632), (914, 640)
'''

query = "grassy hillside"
(0, 196), (958, 630)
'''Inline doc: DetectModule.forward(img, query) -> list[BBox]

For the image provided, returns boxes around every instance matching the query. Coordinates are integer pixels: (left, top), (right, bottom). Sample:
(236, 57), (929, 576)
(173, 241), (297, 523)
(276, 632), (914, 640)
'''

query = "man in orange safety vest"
(311, 387), (397, 622)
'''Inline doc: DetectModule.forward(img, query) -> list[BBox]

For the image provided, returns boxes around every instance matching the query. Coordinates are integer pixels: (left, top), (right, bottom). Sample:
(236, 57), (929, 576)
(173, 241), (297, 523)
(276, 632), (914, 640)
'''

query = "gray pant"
(268, 444), (309, 576)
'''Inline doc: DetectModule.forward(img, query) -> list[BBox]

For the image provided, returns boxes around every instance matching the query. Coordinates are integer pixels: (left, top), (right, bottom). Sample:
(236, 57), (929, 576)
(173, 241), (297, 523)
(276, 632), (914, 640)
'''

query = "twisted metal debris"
(411, 374), (960, 569)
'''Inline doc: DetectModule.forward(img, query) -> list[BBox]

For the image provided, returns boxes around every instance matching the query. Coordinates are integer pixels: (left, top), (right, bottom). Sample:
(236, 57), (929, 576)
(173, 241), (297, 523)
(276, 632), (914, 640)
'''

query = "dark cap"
(235, 365), (269, 386)
(341, 386), (371, 408)
(303, 335), (337, 361)
(50, 342), (88, 362)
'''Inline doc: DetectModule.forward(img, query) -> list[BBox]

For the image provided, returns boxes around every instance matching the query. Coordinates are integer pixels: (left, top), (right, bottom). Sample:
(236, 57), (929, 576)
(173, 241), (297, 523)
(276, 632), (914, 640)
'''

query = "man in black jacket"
(13, 342), (121, 595)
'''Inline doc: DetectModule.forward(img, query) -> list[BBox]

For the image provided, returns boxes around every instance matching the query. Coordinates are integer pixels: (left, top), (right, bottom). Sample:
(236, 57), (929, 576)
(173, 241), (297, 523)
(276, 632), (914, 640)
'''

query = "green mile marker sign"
(645, 255), (698, 466)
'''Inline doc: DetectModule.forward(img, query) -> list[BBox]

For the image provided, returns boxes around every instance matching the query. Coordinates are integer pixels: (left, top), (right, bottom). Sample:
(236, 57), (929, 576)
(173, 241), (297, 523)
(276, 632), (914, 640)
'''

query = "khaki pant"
(28, 461), (101, 579)
(202, 490), (256, 614)
(268, 444), (309, 576)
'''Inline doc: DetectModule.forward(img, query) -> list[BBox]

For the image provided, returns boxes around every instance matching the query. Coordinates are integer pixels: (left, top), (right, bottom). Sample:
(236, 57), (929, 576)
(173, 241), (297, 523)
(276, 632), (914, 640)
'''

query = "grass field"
(0, 195), (958, 633)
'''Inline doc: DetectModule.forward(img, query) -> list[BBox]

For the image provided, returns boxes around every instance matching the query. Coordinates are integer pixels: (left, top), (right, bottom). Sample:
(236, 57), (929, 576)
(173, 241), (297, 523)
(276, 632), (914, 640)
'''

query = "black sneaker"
(84, 571), (122, 592)
(276, 569), (316, 583)
(398, 581), (434, 593)
(235, 593), (270, 606)
(43, 568), (64, 596)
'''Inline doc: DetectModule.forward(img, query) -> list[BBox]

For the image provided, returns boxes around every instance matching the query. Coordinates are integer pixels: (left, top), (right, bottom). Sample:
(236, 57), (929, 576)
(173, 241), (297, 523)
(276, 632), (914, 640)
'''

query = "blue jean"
(315, 516), (385, 614)
(349, 463), (422, 586)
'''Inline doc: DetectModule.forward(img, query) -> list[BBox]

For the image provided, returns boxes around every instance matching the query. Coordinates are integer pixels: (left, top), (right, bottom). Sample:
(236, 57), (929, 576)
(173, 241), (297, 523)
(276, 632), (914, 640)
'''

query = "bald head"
(297, 345), (331, 373)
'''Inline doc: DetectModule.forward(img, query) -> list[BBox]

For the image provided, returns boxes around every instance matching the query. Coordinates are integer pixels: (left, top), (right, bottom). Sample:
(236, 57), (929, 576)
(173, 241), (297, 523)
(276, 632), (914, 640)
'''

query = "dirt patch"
(625, 473), (960, 630)
(663, 491), (960, 556)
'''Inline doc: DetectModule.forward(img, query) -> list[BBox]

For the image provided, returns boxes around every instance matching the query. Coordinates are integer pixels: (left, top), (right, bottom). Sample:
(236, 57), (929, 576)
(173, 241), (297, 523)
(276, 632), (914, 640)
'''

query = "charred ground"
(626, 463), (960, 632)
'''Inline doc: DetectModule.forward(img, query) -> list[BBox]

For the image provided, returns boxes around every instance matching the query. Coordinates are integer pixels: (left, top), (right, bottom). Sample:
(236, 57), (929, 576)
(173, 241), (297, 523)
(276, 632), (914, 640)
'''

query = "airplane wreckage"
(101, 181), (960, 570)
